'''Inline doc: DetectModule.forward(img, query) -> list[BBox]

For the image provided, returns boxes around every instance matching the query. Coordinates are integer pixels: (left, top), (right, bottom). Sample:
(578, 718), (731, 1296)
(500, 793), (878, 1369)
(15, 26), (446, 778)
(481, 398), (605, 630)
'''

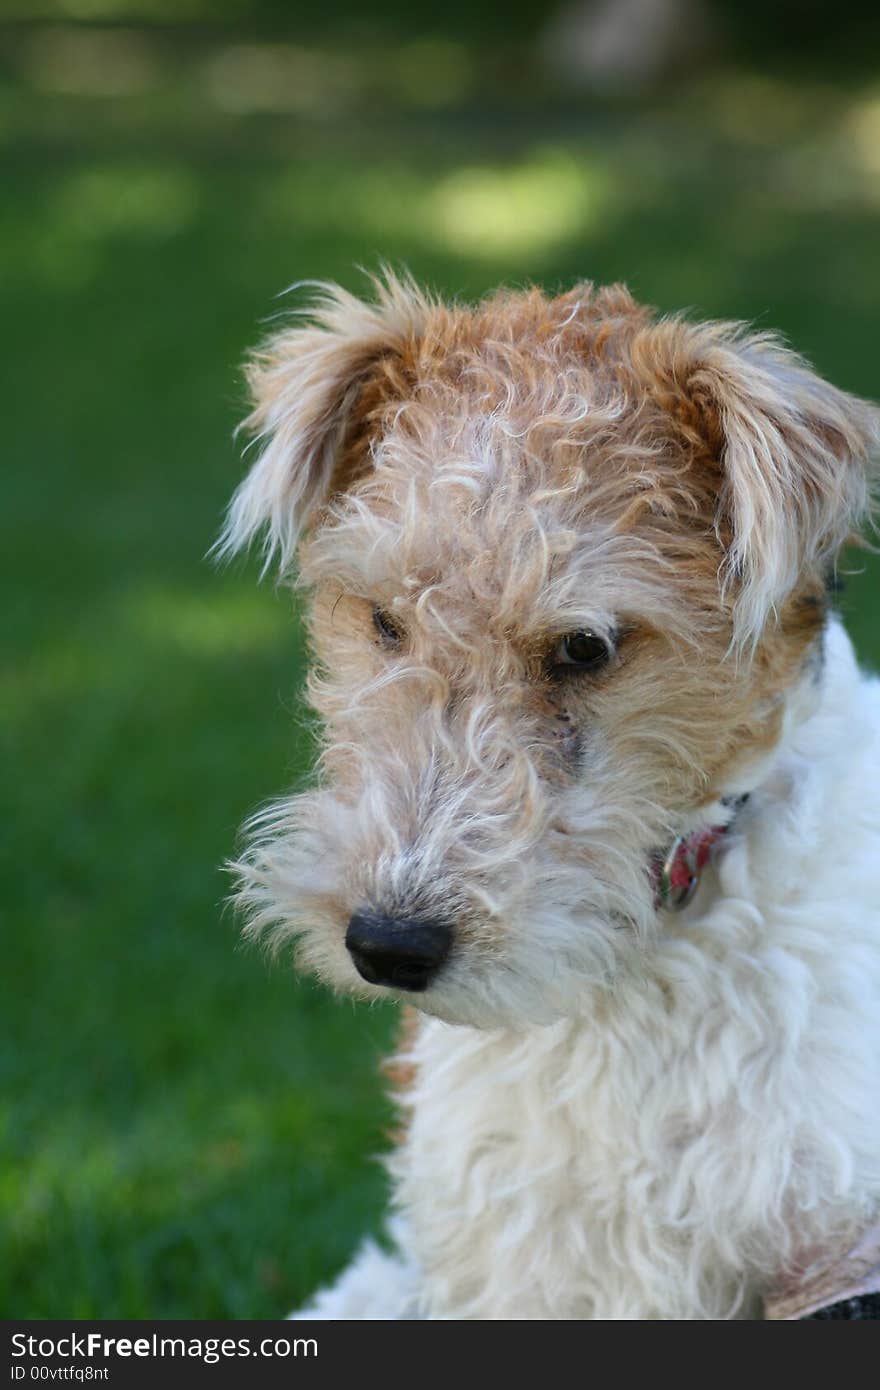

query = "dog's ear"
(216, 273), (429, 576)
(631, 319), (880, 649)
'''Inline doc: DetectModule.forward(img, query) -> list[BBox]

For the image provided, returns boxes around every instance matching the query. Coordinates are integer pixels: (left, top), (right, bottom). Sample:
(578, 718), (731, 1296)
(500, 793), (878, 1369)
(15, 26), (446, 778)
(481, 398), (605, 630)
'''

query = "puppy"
(219, 275), (880, 1318)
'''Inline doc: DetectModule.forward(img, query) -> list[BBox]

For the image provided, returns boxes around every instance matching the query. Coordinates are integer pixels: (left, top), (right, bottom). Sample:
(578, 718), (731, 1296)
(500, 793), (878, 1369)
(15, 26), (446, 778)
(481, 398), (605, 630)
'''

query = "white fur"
(289, 1220), (420, 1321)
(295, 620), (880, 1319)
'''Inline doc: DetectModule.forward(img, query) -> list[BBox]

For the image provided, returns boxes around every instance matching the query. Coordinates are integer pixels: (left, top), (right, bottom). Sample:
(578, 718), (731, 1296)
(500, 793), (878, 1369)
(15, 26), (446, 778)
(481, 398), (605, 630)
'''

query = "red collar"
(652, 796), (749, 911)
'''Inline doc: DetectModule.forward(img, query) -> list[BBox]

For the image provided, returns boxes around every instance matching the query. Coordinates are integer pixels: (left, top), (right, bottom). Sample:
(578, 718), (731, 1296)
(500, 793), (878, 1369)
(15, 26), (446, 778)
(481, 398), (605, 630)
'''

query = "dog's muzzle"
(345, 911), (452, 992)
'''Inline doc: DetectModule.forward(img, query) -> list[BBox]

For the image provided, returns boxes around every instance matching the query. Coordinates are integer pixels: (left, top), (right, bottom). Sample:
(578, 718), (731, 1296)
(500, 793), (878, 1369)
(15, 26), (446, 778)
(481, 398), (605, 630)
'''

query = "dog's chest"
(393, 945), (880, 1319)
(392, 1009), (741, 1316)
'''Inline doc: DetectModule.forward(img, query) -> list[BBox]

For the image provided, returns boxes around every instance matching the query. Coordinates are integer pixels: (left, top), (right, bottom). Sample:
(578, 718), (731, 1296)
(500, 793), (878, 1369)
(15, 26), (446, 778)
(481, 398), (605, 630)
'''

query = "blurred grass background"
(1, 0), (879, 1318)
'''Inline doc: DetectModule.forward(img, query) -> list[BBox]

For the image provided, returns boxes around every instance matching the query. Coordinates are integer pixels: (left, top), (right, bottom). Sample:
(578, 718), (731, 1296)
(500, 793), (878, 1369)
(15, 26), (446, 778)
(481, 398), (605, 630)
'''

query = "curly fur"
(220, 274), (880, 1318)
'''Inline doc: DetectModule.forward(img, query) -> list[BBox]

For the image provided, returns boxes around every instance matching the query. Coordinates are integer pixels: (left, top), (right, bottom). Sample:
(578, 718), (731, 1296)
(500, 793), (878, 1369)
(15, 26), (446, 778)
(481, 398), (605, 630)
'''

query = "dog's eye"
(373, 605), (405, 649)
(550, 630), (611, 673)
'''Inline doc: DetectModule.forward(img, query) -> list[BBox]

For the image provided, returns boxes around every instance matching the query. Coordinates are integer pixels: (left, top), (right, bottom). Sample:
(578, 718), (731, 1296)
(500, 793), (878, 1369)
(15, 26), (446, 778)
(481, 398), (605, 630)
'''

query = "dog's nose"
(345, 911), (452, 992)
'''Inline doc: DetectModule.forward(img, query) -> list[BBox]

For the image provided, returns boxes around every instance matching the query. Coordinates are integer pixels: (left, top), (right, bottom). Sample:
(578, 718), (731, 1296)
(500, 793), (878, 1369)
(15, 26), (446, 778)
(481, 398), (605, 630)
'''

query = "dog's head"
(219, 274), (879, 1027)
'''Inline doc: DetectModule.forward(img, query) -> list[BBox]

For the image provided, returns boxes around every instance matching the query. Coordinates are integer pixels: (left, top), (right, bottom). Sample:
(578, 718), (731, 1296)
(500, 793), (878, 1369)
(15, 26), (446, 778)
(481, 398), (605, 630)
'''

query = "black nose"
(345, 911), (452, 992)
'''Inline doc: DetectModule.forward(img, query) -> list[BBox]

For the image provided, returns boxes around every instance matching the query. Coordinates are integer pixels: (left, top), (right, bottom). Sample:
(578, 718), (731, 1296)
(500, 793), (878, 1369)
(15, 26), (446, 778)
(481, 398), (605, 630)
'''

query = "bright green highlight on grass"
(2, 10), (879, 1318)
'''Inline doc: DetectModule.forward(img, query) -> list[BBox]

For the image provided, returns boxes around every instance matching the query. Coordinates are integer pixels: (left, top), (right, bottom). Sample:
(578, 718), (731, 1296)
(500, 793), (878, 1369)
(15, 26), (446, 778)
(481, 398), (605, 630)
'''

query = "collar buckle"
(654, 794), (749, 913)
(657, 834), (702, 911)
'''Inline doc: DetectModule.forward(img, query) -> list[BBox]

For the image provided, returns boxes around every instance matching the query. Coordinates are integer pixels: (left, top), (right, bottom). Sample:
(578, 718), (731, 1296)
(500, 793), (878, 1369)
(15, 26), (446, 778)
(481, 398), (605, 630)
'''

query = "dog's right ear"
(215, 273), (429, 576)
(628, 316), (879, 651)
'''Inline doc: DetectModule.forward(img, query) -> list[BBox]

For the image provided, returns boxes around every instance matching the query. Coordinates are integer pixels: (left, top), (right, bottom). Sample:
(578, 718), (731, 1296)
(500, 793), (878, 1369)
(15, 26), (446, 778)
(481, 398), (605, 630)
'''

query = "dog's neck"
(654, 616), (851, 919)
(653, 796), (749, 912)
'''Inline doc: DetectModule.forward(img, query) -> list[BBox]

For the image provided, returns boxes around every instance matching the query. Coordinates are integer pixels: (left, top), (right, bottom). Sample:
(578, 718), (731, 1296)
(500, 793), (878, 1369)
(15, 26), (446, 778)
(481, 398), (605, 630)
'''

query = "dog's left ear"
(631, 319), (880, 649)
(216, 273), (429, 576)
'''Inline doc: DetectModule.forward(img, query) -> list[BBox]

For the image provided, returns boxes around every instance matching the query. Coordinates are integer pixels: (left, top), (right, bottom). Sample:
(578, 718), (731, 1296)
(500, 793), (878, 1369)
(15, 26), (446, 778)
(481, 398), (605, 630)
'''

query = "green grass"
(2, 18), (879, 1317)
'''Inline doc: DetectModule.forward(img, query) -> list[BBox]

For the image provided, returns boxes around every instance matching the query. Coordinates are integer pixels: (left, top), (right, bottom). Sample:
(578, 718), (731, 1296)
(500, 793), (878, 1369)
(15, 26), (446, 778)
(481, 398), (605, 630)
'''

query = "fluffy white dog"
(220, 275), (880, 1319)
